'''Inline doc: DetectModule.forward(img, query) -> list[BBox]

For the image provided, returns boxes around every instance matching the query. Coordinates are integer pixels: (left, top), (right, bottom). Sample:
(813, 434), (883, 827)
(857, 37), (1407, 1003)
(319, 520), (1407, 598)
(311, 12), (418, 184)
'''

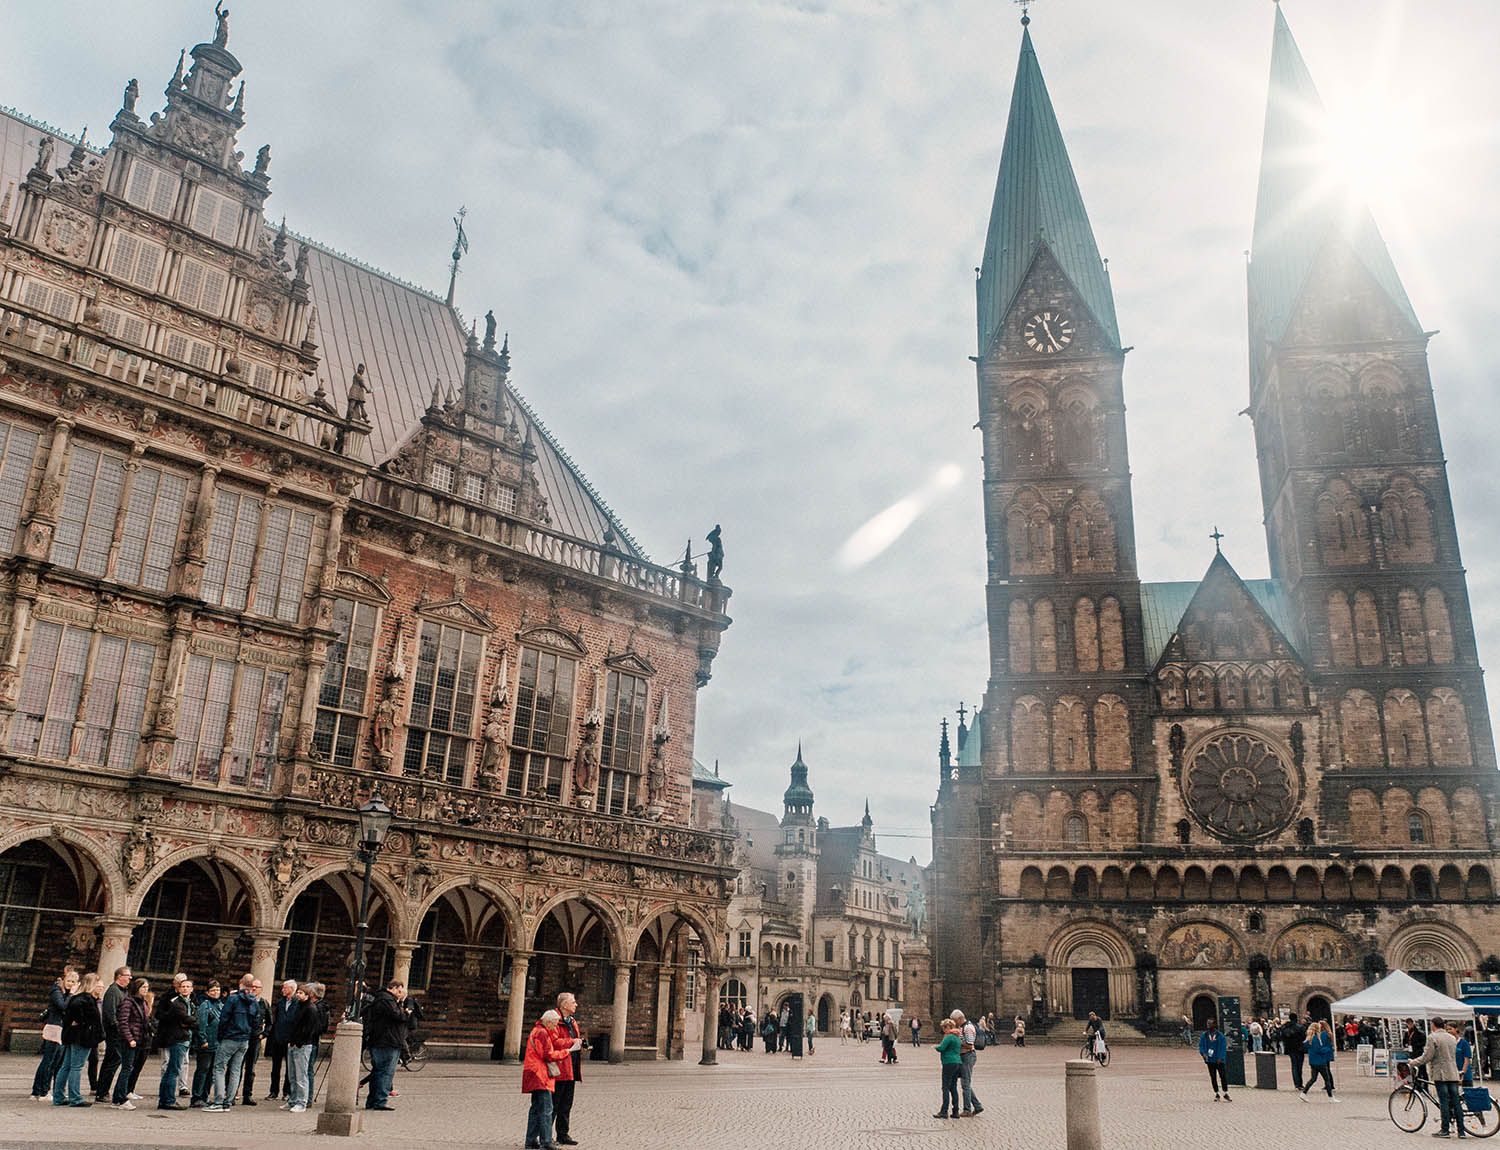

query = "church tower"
(775, 745), (820, 941)
(1247, 9), (1497, 782)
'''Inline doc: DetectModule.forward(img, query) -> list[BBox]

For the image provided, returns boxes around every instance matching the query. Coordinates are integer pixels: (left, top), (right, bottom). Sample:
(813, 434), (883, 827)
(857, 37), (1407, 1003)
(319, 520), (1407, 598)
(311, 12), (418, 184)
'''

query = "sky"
(4, 1), (1498, 864)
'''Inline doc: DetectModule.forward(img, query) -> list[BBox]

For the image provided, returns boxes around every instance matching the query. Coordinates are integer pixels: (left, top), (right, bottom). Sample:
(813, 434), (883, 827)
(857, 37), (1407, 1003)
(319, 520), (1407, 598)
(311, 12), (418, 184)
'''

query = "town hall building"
(928, 9), (1500, 1035)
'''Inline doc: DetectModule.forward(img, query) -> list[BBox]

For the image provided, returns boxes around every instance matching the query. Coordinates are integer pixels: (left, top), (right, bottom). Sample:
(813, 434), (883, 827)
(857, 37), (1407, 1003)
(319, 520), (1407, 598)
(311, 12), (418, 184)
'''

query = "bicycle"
(1388, 1067), (1499, 1138)
(360, 1033), (429, 1073)
(1080, 1033), (1110, 1067)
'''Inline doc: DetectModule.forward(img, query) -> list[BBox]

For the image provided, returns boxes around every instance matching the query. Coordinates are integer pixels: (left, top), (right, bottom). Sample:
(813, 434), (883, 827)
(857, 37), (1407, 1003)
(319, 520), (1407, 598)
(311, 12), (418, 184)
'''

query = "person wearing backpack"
(31, 965), (75, 1101)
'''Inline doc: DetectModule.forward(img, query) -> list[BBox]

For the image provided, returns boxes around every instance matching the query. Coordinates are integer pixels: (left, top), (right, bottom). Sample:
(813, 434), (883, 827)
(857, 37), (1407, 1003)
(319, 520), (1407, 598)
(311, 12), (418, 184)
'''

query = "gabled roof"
(0, 105), (647, 560)
(977, 26), (1119, 357)
(1248, 7), (1420, 373)
(1140, 555), (1300, 668)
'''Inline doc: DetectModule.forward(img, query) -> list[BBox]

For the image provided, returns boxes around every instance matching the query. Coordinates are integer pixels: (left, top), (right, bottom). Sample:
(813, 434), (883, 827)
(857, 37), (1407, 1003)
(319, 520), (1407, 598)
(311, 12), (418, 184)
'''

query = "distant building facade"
(929, 12), (1500, 1036)
(0, 12), (734, 1061)
(718, 749), (924, 1032)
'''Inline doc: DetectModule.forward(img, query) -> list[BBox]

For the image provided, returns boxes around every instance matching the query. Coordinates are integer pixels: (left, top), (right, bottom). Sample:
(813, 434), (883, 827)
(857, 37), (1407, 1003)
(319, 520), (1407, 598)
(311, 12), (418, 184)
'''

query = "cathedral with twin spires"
(928, 9), (1500, 1033)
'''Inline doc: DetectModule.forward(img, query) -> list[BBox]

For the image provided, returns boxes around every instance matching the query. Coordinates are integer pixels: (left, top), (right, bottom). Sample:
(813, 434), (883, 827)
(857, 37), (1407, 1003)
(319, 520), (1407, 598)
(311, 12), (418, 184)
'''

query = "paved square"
(0, 1041), (1472, 1148)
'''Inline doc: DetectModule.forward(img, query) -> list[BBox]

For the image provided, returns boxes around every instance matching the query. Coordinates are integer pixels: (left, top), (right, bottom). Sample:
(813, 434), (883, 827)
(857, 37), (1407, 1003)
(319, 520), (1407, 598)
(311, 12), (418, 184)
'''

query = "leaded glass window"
(0, 420), (39, 556)
(77, 633), (156, 770)
(505, 647), (576, 800)
(402, 621), (483, 785)
(249, 506), (314, 622)
(114, 465), (188, 591)
(51, 445), (125, 576)
(597, 670), (646, 815)
(127, 879), (189, 975)
(314, 598), (377, 766)
(201, 489), (262, 610)
(0, 861), (45, 965)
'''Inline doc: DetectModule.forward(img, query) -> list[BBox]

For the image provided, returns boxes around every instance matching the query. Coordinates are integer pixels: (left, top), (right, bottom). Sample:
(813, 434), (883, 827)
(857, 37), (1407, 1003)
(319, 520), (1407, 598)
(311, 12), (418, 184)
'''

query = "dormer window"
(124, 160), (179, 218)
(429, 461), (455, 493)
(463, 473), (485, 504)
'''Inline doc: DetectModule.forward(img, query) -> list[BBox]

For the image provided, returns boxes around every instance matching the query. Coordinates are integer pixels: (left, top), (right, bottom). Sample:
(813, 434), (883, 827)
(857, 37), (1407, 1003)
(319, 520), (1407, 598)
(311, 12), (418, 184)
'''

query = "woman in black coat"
(111, 978), (151, 1108)
(54, 972), (104, 1106)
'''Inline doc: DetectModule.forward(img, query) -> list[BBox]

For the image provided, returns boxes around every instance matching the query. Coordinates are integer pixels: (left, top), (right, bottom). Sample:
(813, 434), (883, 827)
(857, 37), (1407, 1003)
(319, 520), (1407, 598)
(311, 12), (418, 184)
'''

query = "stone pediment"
(333, 567), (391, 603)
(516, 623), (587, 656)
(416, 598), (493, 631)
(604, 650), (656, 677)
(1155, 553), (1302, 672)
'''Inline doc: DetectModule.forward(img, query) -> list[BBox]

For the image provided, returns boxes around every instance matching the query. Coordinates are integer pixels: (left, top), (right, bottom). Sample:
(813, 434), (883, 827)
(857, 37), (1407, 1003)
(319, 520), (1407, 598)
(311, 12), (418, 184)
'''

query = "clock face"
(1182, 731), (1298, 841)
(1023, 310), (1074, 354)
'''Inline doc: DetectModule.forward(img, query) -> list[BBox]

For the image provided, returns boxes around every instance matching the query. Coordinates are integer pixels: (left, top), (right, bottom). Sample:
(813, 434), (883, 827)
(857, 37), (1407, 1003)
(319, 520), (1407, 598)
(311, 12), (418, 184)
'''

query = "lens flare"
(836, 465), (963, 570)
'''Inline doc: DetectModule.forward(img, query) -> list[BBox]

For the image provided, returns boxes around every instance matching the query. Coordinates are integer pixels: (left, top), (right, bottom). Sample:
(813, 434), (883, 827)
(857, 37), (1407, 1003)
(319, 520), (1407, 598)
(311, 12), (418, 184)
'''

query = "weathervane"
(446, 206), (469, 307)
(1013, 0), (1040, 25)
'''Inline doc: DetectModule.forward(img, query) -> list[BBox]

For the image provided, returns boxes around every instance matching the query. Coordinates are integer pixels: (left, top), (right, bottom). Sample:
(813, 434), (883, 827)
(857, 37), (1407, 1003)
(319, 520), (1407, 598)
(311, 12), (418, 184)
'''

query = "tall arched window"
(1065, 814), (1088, 845)
(1407, 810), (1429, 845)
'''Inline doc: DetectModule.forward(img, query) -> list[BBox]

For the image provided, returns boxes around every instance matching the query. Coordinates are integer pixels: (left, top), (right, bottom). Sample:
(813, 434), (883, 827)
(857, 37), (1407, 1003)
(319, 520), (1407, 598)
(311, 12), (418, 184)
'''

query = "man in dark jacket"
(1200, 1016), (1231, 1101)
(191, 981), (222, 1107)
(266, 979), (298, 1100)
(554, 991), (584, 1146)
(363, 980), (407, 1111)
(93, 965), (132, 1103)
(206, 974), (259, 1111)
(1279, 1015), (1307, 1091)
(155, 976), (195, 1111)
(239, 979), (271, 1105)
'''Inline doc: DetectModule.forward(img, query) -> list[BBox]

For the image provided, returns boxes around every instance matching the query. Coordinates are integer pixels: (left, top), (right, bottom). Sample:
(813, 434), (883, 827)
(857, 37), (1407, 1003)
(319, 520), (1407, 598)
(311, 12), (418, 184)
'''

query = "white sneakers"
(127, 1092), (143, 1100)
(290, 1104), (306, 1113)
(115, 1100), (136, 1110)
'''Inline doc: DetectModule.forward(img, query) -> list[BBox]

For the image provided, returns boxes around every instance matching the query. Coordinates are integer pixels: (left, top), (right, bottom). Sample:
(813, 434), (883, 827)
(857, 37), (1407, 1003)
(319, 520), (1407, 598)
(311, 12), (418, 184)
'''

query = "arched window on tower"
(1065, 814), (1088, 845)
(1005, 394), (1049, 471)
(1407, 809), (1429, 845)
(1056, 398), (1099, 469)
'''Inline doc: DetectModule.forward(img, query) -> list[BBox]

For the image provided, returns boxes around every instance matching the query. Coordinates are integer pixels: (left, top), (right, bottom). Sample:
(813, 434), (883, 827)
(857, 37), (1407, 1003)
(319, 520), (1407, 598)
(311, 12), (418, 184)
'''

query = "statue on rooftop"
(253, 144), (270, 176)
(346, 363), (370, 424)
(294, 242), (309, 283)
(213, 2), (230, 49)
(32, 136), (54, 176)
(483, 309), (497, 351)
(122, 78), (139, 115)
(705, 524), (724, 583)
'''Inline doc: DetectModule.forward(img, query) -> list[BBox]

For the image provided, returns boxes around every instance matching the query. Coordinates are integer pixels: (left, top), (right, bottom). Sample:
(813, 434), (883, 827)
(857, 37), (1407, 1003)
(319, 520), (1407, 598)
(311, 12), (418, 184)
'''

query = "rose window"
(1183, 731), (1297, 840)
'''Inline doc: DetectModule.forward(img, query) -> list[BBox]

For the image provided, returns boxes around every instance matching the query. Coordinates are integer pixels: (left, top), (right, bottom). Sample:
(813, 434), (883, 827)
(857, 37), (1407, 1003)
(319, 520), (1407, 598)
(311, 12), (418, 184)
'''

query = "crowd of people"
(32, 964), (330, 1113)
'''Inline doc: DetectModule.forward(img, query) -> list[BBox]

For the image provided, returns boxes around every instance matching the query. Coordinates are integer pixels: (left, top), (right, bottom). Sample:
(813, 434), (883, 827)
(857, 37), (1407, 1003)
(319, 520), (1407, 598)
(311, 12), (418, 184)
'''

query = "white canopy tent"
(1330, 970), (1475, 1021)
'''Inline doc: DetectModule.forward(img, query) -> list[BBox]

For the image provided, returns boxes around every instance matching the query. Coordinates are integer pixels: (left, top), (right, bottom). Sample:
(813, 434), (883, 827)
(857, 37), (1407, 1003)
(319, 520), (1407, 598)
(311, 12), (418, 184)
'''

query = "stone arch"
(1299, 986), (1339, 1021)
(1099, 597), (1125, 670)
(1155, 865), (1181, 900)
(1353, 589), (1383, 665)
(1437, 865), (1465, 902)
(1053, 695), (1088, 771)
(1383, 690), (1427, 767)
(1187, 667), (1213, 711)
(1379, 864), (1408, 900)
(1099, 866), (1126, 901)
(1210, 866), (1238, 901)
(1072, 866), (1099, 900)
(278, 860), (411, 941)
(1341, 690), (1382, 766)
(1217, 666), (1245, 710)
(1410, 865), (1436, 902)
(1239, 866), (1266, 902)
(1467, 866), (1494, 901)
(1182, 866), (1209, 901)
(530, 890), (628, 961)
(1006, 489), (1055, 576)
(1045, 866), (1071, 900)
(1126, 865), (1153, 900)
(128, 843), (276, 929)
(1327, 591), (1355, 666)
(1293, 865), (1323, 901)
(413, 874), (523, 951)
(1386, 921), (1479, 975)
(1382, 475), (1435, 565)
(1107, 788), (1138, 847)
(1415, 786), (1453, 847)
(1306, 370), (1352, 457)
(1010, 696), (1049, 772)
(1424, 588), (1455, 664)
(1324, 865), (1351, 901)
(1018, 866), (1045, 900)
(1159, 667), (1184, 710)
(1008, 600), (1032, 673)
(1055, 389), (1103, 471)
(1003, 389), (1050, 473)
(1045, 919), (1137, 1017)
(1381, 787), (1415, 846)
(1350, 865), (1378, 900)
(1012, 791), (1043, 848)
(1032, 598), (1058, 672)
(637, 900), (724, 967)
(1247, 665), (1275, 710)
(1347, 787), (1381, 843)
(1396, 588), (1427, 665)
(1074, 598), (1099, 672)
(1266, 866), (1293, 900)
(1316, 478), (1369, 566)
(1453, 787), (1486, 848)
(0, 822), (126, 914)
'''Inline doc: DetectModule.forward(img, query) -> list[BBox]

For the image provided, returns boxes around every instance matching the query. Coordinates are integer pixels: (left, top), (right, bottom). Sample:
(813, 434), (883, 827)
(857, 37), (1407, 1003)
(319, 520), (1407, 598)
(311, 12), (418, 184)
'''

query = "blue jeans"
(286, 1044), (313, 1107)
(938, 1063), (960, 1116)
(366, 1045), (398, 1108)
(95, 1033), (124, 1100)
(32, 1039), (64, 1097)
(959, 1051), (982, 1111)
(112, 1043), (139, 1104)
(1437, 1080), (1463, 1133)
(304, 1041), (318, 1106)
(192, 1044), (216, 1103)
(525, 1089), (555, 1146)
(158, 1040), (189, 1108)
(53, 1044), (89, 1105)
(212, 1037), (249, 1106)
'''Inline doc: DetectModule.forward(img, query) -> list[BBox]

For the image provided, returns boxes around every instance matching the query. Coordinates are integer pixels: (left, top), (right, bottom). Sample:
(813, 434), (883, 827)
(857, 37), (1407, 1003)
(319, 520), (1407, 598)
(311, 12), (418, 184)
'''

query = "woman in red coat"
(521, 1009), (574, 1150)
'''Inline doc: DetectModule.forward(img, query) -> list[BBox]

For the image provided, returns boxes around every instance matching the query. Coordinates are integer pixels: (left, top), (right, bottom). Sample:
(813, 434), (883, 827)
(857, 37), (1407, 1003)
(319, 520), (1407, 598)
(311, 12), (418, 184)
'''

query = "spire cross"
(1210, 526), (1225, 553)
(446, 206), (469, 307)
(957, 701), (968, 726)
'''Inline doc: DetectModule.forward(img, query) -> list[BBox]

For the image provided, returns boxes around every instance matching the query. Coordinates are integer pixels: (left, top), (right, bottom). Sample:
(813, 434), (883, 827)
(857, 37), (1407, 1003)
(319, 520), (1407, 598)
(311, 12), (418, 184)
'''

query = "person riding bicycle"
(1084, 1012), (1107, 1061)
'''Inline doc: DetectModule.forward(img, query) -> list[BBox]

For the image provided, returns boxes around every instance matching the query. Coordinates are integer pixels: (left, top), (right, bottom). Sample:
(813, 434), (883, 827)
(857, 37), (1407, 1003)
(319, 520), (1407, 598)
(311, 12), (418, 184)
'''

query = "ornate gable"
(604, 650), (656, 677)
(332, 568), (391, 604)
(516, 623), (588, 656)
(416, 597), (493, 632)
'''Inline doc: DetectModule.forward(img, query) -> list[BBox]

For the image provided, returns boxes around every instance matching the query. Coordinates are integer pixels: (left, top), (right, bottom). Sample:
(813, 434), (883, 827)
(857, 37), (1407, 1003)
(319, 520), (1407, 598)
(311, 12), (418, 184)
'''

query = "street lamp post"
(318, 790), (392, 1137)
(345, 791), (392, 1022)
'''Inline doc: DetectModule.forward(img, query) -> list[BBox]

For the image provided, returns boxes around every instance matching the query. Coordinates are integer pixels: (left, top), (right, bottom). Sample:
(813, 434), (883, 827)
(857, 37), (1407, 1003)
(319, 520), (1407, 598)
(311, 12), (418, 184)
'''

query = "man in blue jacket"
(1200, 1016), (1231, 1101)
(205, 974), (259, 1111)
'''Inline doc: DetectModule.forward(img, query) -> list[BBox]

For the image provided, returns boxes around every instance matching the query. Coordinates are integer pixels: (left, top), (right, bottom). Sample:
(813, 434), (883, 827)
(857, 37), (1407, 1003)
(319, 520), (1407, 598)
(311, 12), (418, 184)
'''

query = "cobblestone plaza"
(0, 1042), (1464, 1149)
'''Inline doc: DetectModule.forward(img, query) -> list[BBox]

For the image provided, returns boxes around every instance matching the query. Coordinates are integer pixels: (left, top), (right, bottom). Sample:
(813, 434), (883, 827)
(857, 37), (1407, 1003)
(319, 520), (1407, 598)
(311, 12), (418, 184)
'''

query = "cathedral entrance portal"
(1072, 968), (1110, 1020)
(1191, 994), (1217, 1031)
(1412, 970), (1448, 994)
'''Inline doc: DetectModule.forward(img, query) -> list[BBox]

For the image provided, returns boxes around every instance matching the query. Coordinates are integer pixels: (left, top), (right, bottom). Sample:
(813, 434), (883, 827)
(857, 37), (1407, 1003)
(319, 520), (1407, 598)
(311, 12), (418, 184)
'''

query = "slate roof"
(1248, 7), (1420, 376)
(956, 716), (982, 769)
(0, 107), (647, 559)
(691, 757), (730, 790)
(977, 27), (1119, 357)
(1139, 572), (1300, 668)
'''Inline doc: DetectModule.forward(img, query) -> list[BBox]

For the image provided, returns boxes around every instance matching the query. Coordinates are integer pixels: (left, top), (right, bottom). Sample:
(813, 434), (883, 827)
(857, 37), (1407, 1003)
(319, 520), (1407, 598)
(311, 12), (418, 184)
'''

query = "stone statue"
(705, 524), (724, 582)
(905, 883), (927, 939)
(33, 136), (54, 176)
(122, 78), (139, 115)
(483, 309), (497, 350)
(479, 708), (507, 779)
(1253, 969), (1271, 1010)
(346, 363), (370, 424)
(645, 744), (667, 810)
(372, 694), (401, 760)
(213, 2), (230, 49)
(1030, 967), (1045, 1002)
(572, 722), (601, 801)
(294, 242), (309, 283)
(253, 144), (270, 176)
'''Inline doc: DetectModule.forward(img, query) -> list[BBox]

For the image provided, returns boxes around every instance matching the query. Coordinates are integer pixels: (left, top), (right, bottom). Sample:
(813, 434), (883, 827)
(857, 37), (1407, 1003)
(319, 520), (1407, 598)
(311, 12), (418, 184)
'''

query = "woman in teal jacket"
(1301, 1020), (1339, 1102)
(933, 1019), (962, 1119)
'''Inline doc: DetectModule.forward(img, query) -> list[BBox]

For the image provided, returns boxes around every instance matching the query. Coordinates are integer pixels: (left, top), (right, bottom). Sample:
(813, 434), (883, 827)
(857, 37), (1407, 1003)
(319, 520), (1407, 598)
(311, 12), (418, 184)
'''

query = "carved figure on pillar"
(705, 524), (724, 583)
(122, 78), (139, 115)
(346, 363), (370, 424)
(479, 706), (508, 786)
(572, 721), (600, 806)
(253, 144), (270, 176)
(31, 136), (54, 178)
(644, 692), (671, 818)
(213, 2), (230, 49)
(372, 692), (401, 768)
(122, 820), (156, 888)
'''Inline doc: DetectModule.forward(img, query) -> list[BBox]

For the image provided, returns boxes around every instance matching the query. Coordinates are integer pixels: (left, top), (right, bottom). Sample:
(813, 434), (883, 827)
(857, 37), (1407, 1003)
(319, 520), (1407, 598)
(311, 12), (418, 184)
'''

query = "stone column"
(22, 417), (72, 559)
(610, 963), (634, 1064)
(502, 951), (532, 1061)
(1064, 1059), (1102, 1150)
(95, 916), (141, 983)
(388, 941), (416, 990)
(698, 965), (722, 1066)
(655, 966), (672, 1057)
(249, 930), (289, 994)
(315, 1018), (364, 1137)
(177, 463), (218, 600)
(291, 503), (345, 788)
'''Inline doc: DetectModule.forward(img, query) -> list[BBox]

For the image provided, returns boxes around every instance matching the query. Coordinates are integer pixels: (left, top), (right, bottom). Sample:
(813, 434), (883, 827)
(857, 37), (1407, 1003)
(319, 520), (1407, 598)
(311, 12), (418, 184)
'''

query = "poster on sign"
(1356, 1043), (1374, 1075)
(1374, 1048), (1390, 1076)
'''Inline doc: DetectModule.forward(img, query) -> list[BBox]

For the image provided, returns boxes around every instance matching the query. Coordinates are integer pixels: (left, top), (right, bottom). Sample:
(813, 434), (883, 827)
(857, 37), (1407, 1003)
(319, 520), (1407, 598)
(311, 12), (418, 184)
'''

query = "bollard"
(1065, 1058), (1103, 1150)
(315, 1019), (365, 1136)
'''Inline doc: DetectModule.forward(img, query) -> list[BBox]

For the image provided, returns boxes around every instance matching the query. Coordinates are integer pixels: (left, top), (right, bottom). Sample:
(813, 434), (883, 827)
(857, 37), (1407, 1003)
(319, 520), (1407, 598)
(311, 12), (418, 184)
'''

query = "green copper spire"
(977, 26), (1119, 358)
(1249, 6), (1420, 366)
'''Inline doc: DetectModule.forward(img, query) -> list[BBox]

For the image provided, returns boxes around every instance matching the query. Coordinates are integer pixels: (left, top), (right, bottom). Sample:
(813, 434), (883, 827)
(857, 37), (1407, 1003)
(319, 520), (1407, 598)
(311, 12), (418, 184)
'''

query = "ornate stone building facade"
(929, 11), (1500, 1034)
(0, 12), (734, 1061)
(720, 749), (924, 1033)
